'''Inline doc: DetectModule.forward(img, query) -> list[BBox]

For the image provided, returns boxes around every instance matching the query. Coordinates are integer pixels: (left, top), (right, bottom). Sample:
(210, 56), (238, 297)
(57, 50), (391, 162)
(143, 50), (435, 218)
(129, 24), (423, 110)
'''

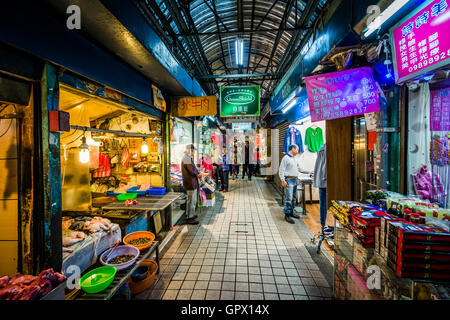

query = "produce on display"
(108, 254), (135, 265)
(128, 238), (152, 246)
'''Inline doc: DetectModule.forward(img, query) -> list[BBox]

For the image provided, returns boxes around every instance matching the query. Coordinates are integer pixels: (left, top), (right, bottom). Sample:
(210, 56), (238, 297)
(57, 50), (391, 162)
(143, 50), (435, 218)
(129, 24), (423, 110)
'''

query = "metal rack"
(67, 241), (159, 300)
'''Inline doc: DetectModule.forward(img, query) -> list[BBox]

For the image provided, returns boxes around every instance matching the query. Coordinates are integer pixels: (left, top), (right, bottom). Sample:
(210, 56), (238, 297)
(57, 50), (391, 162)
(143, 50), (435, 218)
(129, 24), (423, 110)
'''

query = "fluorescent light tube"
(240, 40), (243, 65)
(364, 0), (410, 37)
(235, 40), (239, 65)
(282, 98), (298, 114)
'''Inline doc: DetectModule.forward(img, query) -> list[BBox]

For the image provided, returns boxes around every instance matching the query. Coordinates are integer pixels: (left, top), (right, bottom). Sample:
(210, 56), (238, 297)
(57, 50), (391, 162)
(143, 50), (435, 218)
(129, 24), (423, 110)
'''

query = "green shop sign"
(220, 86), (260, 117)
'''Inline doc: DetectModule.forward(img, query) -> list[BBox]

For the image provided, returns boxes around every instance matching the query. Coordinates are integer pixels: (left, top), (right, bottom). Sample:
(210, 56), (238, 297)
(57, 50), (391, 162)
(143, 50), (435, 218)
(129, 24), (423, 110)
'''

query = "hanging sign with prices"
(305, 67), (380, 122)
(430, 87), (450, 131)
(390, 0), (450, 83)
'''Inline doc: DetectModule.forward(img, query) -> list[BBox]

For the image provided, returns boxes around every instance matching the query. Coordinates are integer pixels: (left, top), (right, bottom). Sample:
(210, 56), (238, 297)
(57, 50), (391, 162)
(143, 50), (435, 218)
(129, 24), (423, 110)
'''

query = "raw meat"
(0, 276), (9, 288)
(0, 268), (66, 300)
(62, 230), (85, 247)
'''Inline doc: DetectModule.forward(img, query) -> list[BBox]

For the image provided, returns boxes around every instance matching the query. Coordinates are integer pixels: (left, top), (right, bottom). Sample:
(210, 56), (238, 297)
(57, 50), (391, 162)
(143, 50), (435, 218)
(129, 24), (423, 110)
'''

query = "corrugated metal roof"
(134, 0), (329, 102)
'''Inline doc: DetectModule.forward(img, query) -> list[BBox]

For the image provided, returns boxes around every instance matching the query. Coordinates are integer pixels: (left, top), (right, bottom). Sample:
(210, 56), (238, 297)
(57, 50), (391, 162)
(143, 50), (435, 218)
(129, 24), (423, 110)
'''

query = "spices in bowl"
(128, 237), (152, 246)
(108, 254), (135, 265)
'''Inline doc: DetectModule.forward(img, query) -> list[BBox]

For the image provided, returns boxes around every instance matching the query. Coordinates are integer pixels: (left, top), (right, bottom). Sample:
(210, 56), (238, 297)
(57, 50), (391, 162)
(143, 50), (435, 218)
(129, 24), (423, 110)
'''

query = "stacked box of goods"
(387, 222), (450, 280)
(348, 206), (388, 248)
(353, 240), (375, 276)
(330, 201), (362, 229)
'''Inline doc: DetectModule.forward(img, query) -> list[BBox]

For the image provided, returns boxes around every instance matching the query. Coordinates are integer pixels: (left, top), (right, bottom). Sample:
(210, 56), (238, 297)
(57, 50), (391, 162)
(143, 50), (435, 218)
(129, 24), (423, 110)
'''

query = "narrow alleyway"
(138, 179), (333, 300)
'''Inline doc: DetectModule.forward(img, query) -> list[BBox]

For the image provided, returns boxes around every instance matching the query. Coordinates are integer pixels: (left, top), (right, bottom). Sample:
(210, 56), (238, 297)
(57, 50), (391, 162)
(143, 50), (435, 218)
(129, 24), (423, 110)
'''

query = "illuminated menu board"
(430, 87), (450, 131)
(391, 0), (450, 83)
(305, 67), (380, 122)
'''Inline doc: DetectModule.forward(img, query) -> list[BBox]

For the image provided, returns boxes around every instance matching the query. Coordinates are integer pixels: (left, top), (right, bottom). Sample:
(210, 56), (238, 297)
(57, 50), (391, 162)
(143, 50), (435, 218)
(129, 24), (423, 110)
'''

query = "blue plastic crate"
(106, 191), (123, 197)
(126, 186), (149, 196)
(148, 187), (166, 195)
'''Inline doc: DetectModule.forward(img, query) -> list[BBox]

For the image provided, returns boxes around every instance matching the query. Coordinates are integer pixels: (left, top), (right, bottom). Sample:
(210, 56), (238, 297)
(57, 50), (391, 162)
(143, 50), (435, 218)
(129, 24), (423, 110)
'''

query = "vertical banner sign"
(305, 67), (380, 122)
(391, 0), (450, 83)
(172, 96), (217, 117)
(430, 87), (450, 131)
(220, 86), (260, 116)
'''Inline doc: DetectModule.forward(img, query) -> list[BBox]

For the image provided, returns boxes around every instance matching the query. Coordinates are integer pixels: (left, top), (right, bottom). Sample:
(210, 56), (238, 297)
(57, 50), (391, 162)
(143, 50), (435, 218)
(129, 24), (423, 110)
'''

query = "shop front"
(327, 0), (450, 300)
(54, 71), (188, 299)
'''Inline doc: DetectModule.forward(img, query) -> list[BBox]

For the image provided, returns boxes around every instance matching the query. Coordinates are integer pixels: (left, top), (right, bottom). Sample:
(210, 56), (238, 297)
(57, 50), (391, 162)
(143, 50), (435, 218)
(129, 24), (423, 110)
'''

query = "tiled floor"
(139, 179), (333, 300)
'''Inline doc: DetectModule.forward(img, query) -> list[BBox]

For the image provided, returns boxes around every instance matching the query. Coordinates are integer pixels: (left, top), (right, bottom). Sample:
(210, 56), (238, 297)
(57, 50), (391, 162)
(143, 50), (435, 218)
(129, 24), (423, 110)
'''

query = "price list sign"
(391, 0), (450, 83)
(430, 87), (450, 131)
(305, 67), (380, 122)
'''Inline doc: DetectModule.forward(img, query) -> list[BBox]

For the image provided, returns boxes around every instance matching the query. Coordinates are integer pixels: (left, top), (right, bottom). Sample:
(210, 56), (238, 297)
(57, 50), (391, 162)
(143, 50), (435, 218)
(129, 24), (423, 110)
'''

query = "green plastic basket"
(117, 193), (137, 201)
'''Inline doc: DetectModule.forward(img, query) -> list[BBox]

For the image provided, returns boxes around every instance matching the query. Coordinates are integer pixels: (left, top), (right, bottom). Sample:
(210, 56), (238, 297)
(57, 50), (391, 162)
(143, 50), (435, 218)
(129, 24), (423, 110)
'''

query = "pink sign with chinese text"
(305, 67), (380, 122)
(430, 87), (450, 131)
(392, 0), (450, 83)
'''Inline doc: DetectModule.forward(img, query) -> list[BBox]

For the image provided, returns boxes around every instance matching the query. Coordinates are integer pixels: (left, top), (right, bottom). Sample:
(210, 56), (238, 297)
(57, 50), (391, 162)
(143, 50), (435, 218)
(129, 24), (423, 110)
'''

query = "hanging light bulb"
(141, 138), (149, 154)
(79, 136), (90, 164)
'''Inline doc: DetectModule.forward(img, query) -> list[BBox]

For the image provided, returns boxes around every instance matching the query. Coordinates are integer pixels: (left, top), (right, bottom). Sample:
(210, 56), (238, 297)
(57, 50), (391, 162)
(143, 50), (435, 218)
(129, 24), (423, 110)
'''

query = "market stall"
(57, 84), (182, 299)
(331, 191), (450, 300)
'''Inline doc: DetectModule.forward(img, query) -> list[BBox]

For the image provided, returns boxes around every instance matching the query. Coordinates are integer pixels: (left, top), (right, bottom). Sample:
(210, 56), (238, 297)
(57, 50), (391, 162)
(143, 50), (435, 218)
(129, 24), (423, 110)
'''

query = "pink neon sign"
(305, 67), (380, 122)
(391, 0), (450, 83)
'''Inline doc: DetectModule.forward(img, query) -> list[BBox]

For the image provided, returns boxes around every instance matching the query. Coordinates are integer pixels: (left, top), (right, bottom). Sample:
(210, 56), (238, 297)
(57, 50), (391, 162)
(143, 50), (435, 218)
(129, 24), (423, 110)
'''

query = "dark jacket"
(181, 153), (199, 190)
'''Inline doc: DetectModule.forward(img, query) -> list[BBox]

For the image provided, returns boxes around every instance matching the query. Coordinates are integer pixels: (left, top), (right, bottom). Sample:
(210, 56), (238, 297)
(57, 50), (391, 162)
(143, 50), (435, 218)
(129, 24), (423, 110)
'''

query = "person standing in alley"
(242, 140), (253, 180)
(220, 147), (230, 192)
(279, 144), (311, 224)
(253, 147), (261, 177)
(313, 144), (327, 229)
(181, 144), (200, 225)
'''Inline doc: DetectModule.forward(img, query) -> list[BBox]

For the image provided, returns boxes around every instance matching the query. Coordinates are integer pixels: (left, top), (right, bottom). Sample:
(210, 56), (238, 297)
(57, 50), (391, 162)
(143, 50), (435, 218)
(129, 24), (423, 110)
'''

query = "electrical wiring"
(0, 103), (17, 138)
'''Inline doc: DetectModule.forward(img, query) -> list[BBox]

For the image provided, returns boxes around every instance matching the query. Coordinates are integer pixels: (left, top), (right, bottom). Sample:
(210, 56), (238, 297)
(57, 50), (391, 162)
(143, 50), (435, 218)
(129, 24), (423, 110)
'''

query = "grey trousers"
(186, 189), (198, 219)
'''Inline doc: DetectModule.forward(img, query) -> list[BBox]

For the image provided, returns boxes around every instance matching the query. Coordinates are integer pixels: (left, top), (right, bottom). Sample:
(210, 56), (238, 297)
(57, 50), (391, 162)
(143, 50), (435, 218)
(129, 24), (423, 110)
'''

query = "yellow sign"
(172, 96), (217, 117)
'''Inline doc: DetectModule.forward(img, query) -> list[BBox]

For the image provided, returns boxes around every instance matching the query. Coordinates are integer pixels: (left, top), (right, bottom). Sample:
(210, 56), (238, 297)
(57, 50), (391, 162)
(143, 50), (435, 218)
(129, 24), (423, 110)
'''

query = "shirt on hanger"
(283, 127), (304, 153)
(304, 127), (324, 153)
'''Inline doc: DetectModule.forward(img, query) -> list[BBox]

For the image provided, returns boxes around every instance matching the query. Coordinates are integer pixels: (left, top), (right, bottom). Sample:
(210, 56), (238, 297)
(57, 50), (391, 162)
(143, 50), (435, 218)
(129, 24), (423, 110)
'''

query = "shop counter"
(62, 224), (122, 276)
(101, 192), (184, 236)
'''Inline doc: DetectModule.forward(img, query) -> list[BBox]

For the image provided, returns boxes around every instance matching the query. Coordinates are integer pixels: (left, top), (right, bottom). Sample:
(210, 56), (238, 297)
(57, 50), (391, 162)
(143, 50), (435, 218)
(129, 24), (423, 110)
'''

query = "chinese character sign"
(430, 87), (450, 131)
(220, 86), (260, 116)
(391, 0), (450, 83)
(305, 67), (380, 122)
(172, 96), (217, 117)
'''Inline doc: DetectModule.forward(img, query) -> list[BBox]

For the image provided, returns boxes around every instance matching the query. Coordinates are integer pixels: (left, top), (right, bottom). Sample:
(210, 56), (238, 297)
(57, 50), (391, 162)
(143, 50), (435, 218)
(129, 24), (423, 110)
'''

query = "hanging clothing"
(283, 127), (304, 154)
(93, 153), (111, 178)
(304, 127), (324, 153)
(412, 164), (446, 202)
(313, 144), (326, 189)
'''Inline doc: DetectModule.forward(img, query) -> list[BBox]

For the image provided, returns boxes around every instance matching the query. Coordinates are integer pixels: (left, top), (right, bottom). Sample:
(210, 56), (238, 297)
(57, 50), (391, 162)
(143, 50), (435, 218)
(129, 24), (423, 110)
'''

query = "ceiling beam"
(174, 26), (308, 37)
(199, 73), (280, 79)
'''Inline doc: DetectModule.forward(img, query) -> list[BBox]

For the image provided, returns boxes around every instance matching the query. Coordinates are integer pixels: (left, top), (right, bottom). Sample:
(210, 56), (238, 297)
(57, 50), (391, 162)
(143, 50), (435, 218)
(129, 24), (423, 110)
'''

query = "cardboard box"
(375, 227), (380, 254)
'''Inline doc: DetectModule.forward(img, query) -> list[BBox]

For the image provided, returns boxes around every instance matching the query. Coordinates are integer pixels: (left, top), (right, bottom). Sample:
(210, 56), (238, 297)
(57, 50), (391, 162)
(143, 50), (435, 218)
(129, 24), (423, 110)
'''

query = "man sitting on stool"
(279, 144), (311, 224)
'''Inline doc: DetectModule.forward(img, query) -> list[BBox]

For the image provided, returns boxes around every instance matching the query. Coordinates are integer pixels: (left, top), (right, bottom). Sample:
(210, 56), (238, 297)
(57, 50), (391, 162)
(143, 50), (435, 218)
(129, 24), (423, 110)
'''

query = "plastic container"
(100, 245), (140, 271)
(131, 266), (149, 282)
(128, 259), (158, 295)
(106, 191), (123, 196)
(148, 187), (166, 195)
(79, 266), (117, 294)
(127, 186), (150, 196)
(117, 193), (137, 201)
(123, 231), (155, 251)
